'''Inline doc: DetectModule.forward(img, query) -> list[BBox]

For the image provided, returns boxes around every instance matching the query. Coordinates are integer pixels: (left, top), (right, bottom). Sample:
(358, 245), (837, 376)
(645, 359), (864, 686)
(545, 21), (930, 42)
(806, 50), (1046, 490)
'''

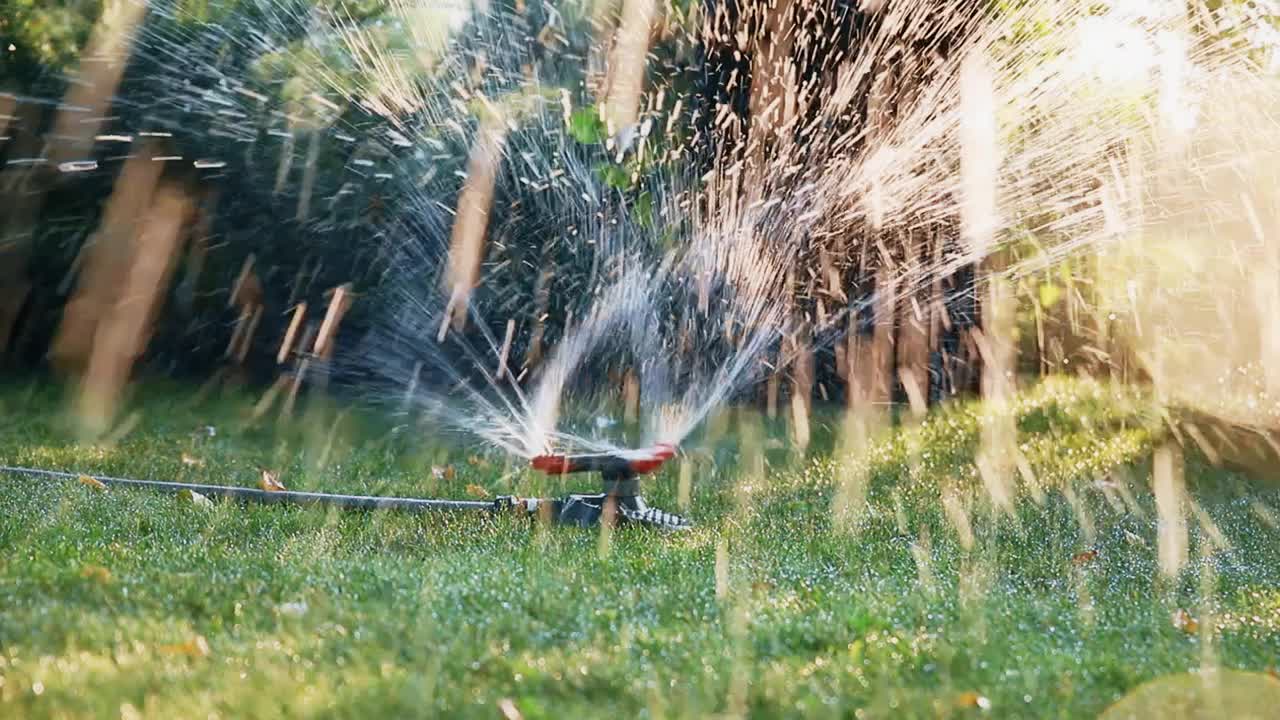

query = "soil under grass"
(1, 378), (1279, 719)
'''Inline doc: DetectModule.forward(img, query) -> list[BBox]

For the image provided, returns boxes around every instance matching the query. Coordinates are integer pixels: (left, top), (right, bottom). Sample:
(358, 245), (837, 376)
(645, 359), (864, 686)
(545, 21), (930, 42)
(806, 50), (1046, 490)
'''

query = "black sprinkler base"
(534, 492), (692, 531)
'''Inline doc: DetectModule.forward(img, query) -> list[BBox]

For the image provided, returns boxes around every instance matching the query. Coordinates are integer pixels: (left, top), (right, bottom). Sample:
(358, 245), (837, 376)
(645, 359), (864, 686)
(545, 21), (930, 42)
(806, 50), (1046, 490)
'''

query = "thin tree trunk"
(605, 0), (657, 135)
(896, 230), (931, 419)
(79, 182), (194, 433)
(296, 130), (322, 222)
(790, 325), (813, 451)
(51, 141), (167, 371)
(443, 117), (508, 333)
(274, 131), (295, 194)
(46, 0), (148, 168)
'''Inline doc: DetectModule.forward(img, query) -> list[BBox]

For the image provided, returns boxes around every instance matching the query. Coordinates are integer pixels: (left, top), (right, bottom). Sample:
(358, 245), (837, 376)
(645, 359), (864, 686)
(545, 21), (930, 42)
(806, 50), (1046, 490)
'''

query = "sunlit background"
(3, 0), (1280, 717)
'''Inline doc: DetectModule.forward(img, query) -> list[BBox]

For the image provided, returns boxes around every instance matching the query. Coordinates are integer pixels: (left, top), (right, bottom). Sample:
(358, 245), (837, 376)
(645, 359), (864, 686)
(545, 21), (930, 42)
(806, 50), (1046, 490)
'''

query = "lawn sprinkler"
(527, 442), (690, 530)
(0, 443), (692, 531)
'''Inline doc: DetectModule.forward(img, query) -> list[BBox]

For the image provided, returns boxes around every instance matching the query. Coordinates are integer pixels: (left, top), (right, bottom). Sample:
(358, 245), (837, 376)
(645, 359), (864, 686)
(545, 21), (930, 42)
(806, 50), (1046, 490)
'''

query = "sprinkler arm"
(529, 442), (676, 475)
(529, 443), (676, 495)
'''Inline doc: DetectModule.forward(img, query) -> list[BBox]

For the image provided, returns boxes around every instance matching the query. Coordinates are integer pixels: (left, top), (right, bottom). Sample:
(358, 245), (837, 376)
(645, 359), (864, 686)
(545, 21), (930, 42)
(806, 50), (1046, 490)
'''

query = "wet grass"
(1, 377), (1279, 719)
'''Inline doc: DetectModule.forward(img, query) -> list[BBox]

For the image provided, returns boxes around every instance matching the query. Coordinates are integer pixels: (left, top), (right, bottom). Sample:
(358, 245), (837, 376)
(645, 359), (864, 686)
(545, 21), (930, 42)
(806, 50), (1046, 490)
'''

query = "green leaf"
(598, 163), (630, 190)
(568, 107), (605, 145)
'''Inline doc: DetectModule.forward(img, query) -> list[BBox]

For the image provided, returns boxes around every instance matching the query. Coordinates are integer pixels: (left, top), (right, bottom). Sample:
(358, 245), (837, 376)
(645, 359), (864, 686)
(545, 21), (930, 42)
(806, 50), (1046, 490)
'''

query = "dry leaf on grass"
(181, 452), (204, 467)
(160, 635), (211, 658)
(259, 469), (286, 492)
(1071, 550), (1098, 566)
(955, 691), (992, 710)
(178, 489), (213, 508)
(78, 474), (107, 491)
(465, 484), (489, 498)
(1172, 609), (1200, 634)
(80, 564), (112, 584)
(431, 465), (456, 481)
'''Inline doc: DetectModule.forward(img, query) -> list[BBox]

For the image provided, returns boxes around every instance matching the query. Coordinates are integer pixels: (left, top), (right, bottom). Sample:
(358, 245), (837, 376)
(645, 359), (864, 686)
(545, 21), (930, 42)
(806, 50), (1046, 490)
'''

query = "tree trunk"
(45, 0), (148, 168)
(896, 229), (931, 419)
(51, 141), (168, 371)
(78, 182), (194, 434)
(605, 0), (657, 134)
(443, 117), (508, 333)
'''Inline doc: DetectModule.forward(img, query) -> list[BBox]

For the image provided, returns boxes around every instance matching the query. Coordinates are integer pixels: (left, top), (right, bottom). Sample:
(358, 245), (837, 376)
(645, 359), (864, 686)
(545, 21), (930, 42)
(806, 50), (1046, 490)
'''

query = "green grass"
(2, 377), (1279, 719)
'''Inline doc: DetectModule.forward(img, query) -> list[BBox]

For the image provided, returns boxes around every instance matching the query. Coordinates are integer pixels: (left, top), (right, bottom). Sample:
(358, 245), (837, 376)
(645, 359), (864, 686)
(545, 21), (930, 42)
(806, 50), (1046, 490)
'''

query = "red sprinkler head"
(530, 442), (677, 478)
(623, 442), (676, 475)
(526, 442), (688, 529)
(529, 453), (577, 475)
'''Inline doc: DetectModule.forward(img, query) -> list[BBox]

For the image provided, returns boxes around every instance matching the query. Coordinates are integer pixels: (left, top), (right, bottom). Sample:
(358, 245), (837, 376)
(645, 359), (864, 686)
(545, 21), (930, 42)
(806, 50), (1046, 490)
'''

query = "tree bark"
(51, 141), (168, 371)
(78, 182), (194, 434)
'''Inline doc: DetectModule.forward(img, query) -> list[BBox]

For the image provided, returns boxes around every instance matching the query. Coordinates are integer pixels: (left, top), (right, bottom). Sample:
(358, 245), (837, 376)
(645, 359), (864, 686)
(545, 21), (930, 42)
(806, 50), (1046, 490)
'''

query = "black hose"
(0, 465), (497, 513)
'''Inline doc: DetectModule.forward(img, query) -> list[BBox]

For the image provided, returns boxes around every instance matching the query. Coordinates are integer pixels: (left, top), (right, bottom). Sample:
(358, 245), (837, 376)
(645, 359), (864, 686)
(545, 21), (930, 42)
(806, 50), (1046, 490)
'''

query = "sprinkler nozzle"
(530, 442), (677, 477)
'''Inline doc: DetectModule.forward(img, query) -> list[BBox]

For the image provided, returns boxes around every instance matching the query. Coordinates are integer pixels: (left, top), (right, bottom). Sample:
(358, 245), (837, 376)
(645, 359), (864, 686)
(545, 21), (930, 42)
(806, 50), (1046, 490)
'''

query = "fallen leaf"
(78, 474), (107, 491)
(80, 564), (112, 584)
(178, 489), (213, 508)
(465, 483), (489, 498)
(955, 691), (992, 710)
(1071, 550), (1098, 566)
(181, 452), (204, 467)
(467, 455), (490, 468)
(160, 635), (211, 658)
(259, 469), (286, 492)
(497, 698), (523, 720)
(431, 465), (457, 481)
(1171, 609), (1199, 634)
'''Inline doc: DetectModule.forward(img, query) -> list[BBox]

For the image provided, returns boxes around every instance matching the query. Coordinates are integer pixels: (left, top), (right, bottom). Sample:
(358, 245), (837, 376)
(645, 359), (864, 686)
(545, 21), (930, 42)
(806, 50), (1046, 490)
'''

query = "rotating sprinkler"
(0, 443), (692, 532)
(527, 442), (689, 530)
